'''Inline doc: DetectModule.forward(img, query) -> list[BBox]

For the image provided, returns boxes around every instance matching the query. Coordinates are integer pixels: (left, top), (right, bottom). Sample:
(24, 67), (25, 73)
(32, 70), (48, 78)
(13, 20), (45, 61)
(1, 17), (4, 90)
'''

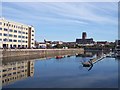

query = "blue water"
(2, 56), (118, 88)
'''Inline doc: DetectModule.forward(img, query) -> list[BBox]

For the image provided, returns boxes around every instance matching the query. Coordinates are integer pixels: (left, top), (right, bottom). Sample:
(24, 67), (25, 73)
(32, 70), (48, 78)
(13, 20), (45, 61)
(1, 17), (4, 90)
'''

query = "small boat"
(82, 61), (93, 67)
(67, 55), (71, 57)
(56, 56), (63, 59)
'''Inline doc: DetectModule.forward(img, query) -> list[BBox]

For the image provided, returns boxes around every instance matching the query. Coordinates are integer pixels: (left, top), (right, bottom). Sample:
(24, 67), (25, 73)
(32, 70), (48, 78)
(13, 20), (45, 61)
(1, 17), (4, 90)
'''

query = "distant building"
(76, 32), (94, 45)
(96, 41), (109, 46)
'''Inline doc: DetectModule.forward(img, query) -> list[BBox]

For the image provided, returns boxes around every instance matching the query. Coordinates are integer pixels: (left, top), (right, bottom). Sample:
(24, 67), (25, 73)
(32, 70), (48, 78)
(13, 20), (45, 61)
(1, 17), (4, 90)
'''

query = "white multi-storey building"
(0, 18), (35, 48)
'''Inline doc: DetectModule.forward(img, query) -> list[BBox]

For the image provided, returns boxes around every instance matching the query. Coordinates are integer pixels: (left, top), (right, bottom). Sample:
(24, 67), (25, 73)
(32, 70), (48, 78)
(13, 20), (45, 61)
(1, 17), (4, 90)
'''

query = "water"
(1, 52), (118, 88)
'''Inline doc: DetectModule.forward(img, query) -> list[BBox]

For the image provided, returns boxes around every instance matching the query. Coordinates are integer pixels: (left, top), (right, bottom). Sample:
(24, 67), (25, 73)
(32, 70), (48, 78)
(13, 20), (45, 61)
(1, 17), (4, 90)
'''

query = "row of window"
(0, 38), (27, 43)
(0, 33), (28, 39)
(0, 22), (28, 30)
(0, 28), (28, 34)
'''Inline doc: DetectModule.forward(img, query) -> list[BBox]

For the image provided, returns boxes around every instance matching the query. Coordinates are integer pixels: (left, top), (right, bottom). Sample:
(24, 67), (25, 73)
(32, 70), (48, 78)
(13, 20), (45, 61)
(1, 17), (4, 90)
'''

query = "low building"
(76, 38), (94, 45)
(96, 41), (109, 46)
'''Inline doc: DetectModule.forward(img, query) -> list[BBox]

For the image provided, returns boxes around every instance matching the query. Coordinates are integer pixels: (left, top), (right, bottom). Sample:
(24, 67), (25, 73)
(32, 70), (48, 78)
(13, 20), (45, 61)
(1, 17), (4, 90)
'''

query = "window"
(32, 34), (34, 36)
(18, 31), (21, 33)
(4, 23), (5, 26)
(0, 33), (2, 36)
(4, 28), (8, 31)
(18, 40), (21, 42)
(0, 22), (2, 25)
(9, 29), (13, 32)
(14, 35), (17, 37)
(9, 34), (12, 37)
(14, 30), (17, 33)
(22, 36), (25, 38)
(0, 28), (2, 30)
(4, 34), (7, 36)
(9, 39), (12, 42)
(18, 36), (21, 38)
(32, 30), (34, 32)
(0, 39), (2, 41)
(13, 40), (17, 42)
(32, 39), (34, 40)
(3, 38), (7, 41)
(22, 32), (25, 34)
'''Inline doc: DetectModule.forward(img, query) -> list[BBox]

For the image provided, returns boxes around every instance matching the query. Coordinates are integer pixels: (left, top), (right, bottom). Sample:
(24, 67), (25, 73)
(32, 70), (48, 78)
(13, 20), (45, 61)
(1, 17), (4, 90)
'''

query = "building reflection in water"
(0, 59), (34, 87)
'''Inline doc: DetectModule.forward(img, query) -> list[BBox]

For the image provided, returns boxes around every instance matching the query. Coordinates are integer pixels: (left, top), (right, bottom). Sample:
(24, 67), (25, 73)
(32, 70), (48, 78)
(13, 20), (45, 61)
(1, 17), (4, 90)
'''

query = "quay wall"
(0, 49), (84, 58)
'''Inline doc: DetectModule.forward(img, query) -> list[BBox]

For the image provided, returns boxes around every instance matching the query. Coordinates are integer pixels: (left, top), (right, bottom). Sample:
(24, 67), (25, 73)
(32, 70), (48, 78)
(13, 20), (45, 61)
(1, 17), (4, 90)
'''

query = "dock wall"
(0, 49), (84, 58)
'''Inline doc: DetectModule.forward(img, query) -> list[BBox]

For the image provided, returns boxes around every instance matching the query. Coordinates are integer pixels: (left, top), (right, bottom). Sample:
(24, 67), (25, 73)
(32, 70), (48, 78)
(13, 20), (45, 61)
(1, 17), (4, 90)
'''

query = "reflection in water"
(1, 60), (34, 87)
(1, 50), (118, 88)
(79, 51), (111, 71)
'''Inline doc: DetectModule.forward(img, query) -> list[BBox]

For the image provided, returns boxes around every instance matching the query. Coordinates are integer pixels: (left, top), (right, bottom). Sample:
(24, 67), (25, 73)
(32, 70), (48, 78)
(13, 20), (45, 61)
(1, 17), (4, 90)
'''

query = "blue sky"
(1, 2), (118, 42)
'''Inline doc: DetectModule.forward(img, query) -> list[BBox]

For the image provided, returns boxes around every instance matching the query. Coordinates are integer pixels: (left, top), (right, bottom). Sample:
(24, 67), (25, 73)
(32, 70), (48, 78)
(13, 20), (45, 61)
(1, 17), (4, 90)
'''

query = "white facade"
(0, 18), (35, 48)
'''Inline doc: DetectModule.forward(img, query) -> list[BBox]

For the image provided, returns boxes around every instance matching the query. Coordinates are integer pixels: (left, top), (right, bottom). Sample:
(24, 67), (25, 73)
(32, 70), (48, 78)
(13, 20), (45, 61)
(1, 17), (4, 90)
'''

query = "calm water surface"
(2, 53), (118, 88)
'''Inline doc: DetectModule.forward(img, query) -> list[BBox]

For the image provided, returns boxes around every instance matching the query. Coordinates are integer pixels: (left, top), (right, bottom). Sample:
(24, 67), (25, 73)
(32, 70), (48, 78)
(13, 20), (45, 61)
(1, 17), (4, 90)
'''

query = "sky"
(1, 2), (118, 42)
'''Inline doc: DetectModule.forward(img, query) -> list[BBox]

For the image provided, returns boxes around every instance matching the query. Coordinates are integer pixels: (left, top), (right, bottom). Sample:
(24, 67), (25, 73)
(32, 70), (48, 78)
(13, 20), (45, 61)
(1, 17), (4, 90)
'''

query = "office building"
(0, 18), (35, 48)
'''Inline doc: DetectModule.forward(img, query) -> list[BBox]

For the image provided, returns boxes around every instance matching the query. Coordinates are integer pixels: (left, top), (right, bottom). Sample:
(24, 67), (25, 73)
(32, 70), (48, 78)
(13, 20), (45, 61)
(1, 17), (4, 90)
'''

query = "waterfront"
(0, 51), (118, 88)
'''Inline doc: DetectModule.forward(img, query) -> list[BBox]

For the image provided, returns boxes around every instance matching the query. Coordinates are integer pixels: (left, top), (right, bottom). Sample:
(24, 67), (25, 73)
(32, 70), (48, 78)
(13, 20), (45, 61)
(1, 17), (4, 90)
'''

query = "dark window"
(0, 39), (2, 41)
(13, 67), (16, 70)
(32, 34), (34, 36)
(0, 28), (2, 30)
(4, 34), (7, 36)
(18, 36), (21, 38)
(22, 36), (25, 38)
(32, 30), (34, 32)
(22, 32), (25, 34)
(4, 28), (8, 31)
(13, 40), (17, 42)
(18, 45), (21, 47)
(0, 22), (2, 25)
(3, 38), (8, 41)
(14, 30), (17, 33)
(18, 40), (21, 42)
(9, 29), (13, 32)
(18, 31), (21, 33)
(9, 34), (12, 37)
(14, 35), (17, 37)
(0, 33), (2, 36)
(9, 39), (12, 42)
